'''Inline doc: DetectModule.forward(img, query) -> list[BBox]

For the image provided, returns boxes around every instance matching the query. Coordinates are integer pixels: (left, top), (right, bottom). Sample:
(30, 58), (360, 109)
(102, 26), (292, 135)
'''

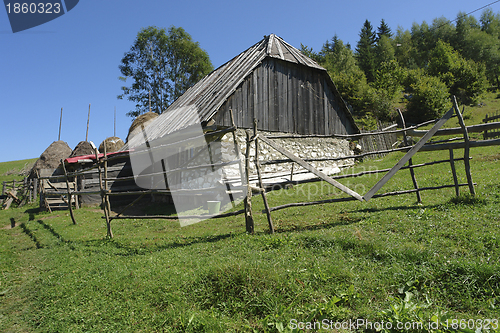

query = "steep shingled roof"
(124, 34), (347, 148)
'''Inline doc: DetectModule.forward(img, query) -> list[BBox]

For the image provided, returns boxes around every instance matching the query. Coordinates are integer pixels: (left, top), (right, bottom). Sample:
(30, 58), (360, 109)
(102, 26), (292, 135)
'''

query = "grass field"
(1, 100), (499, 332)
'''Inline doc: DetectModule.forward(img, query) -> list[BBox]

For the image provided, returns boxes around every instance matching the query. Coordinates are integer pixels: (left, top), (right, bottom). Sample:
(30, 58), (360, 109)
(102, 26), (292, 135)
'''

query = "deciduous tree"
(118, 26), (213, 118)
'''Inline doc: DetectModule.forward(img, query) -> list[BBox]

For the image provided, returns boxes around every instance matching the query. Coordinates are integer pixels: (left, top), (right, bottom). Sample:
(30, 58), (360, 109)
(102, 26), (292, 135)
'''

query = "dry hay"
(126, 112), (158, 143)
(30, 140), (72, 178)
(69, 141), (96, 158)
(99, 137), (124, 153)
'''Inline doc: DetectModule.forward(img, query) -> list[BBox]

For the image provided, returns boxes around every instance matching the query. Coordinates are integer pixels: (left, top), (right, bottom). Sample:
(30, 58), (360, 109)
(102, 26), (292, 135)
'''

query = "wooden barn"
(124, 33), (359, 145)
(119, 34), (362, 192)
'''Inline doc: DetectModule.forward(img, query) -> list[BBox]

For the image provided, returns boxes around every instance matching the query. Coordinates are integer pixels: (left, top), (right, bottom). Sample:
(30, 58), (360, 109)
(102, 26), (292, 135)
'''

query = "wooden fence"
(1, 178), (38, 209)
(33, 98), (500, 237)
(484, 112), (500, 139)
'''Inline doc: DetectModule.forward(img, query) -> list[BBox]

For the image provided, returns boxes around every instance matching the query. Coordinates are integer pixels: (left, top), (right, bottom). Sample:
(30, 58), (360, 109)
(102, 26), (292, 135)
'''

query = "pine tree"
(377, 19), (392, 41)
(356, 19), (377, 82)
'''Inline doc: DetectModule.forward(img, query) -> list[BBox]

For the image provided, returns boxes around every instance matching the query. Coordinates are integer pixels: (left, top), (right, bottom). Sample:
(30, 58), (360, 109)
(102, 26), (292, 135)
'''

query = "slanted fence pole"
(244, 130), (254, 234)
(452, 96), (475, 196)
(449, 148), (460, 196)
(398, 109), (421, 203)
(254, 119), (274, 234)
(2, 182), (5, 196)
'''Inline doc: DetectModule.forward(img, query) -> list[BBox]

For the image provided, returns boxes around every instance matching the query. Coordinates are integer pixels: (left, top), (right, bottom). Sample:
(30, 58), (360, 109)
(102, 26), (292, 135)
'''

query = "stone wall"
(220, 129), (355, 185)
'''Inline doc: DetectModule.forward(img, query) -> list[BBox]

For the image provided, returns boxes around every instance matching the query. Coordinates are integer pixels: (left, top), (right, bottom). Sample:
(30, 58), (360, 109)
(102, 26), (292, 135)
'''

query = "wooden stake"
(58, 107), (63, 141)
(86, 104), (91, 142)
(398, 109), (421, 203)
(452, 96), (475, 196)
(244, 130), (254, 234)
(254, 119), (274, 234)
(61, 160), (77, 225)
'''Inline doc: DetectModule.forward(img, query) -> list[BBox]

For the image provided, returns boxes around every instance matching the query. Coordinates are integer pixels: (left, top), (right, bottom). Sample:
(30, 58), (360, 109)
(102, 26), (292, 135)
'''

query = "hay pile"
(126, 112), (158, 143)
(99, 137), (124, 153)
(69, 141), (96, 158)
(30, 140), (72, 178)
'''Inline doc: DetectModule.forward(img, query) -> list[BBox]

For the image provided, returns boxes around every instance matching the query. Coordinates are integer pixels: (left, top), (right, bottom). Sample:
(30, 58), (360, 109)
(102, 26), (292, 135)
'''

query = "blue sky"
(1, 0), (498, 163)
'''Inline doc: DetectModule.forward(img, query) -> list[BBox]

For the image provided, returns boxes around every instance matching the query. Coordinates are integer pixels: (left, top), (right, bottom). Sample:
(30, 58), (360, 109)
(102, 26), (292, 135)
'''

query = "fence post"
(253, 119), (274, 234)
(398, 109), (421, 203)
(483, 114), (488, 140)
(2, 181), (5, 196)
(452, 96), (475, 196)
(244, 130), (254, 234)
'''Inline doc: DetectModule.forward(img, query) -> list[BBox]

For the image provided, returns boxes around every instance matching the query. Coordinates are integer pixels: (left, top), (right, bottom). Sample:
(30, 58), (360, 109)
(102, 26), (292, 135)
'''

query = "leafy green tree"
(410, 21), (434, 68)
(406, 73), (450, 121)
(356, 20), (377, 82)
(427, 40), (487, 105)
(394, 27), (418, 69)
(480, 8), (500, 37)
(118, 26), (213, 118)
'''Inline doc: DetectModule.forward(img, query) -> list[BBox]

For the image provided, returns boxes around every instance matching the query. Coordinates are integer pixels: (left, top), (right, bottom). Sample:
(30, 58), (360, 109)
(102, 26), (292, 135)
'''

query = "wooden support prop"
(452, 96), (476, 196)
(61, 160), (77, 225)
(449, 149), (460, 196)
(244, 130), (254, 234)
(253, 119), (274, 234)
(103, 144), (113, 238)
(364, 106), (455, 201)
(398, 109), (421, 203)
(258, 135), (364, 201)
(2, 181), (5, 196)
(58, 107), (63, 141)
(86, 104), (91, 142)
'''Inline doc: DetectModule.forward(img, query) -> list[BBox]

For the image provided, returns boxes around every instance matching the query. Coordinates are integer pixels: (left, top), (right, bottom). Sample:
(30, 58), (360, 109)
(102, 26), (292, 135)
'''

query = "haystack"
(99, 137), (124, 153)
(30, 140), (72, 178)
(69, 141), (96, 158)
(126, 112), (158, 143)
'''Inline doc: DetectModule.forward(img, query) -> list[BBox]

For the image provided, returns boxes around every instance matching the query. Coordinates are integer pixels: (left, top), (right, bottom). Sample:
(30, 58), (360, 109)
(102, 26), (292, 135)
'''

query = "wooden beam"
(259, 135), (364, 201)
(407, 121), (500, 137)
(364, 107), (455, 201)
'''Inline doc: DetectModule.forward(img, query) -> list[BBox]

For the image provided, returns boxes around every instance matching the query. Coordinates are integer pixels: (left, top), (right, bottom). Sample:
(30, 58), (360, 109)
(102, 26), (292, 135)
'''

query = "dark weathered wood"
(364, 107), (455, 201)
(61, 160), (77, 225)
(449, 149), (460, 196)
(244, 130), (254, 234)
(254, 119), (274, 234)
(398, 109), (421, 203)
(259, 135), (364, 201)
(452, 97), (475, 196)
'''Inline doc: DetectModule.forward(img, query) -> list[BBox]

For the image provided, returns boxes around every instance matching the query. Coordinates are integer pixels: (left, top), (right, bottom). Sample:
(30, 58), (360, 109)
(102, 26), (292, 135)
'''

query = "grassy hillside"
(1, 101), (499, 332)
